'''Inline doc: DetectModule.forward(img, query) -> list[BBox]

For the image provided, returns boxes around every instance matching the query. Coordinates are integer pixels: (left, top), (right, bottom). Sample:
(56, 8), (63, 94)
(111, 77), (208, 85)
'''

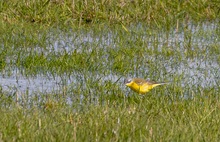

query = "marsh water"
(0, 22), (219, 97)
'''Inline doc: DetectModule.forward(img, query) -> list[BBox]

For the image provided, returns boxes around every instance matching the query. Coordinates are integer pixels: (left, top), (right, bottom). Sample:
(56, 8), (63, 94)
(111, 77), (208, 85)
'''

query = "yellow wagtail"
(124, 78), (168, 94)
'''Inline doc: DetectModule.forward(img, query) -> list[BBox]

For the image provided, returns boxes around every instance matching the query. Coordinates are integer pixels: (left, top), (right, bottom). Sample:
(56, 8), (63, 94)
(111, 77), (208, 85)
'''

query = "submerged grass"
(0, 0), (220, 141)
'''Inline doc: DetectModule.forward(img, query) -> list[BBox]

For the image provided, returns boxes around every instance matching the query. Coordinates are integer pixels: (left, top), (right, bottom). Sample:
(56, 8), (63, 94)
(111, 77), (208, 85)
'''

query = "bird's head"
(124, 78), (133, 86)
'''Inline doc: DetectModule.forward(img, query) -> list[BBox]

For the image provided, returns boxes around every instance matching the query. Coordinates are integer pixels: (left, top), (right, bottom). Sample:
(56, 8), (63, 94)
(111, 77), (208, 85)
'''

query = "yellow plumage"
(124, 78), (168, 94)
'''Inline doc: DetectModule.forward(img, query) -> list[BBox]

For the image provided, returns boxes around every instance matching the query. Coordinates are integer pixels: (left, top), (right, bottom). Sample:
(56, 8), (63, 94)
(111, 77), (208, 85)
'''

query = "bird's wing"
(146, 80), (158, 85)
(133, 78), (146, 85)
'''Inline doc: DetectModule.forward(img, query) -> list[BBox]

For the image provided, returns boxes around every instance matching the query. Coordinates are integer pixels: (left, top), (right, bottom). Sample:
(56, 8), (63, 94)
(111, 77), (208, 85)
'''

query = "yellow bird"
(124, 78), (168, 94)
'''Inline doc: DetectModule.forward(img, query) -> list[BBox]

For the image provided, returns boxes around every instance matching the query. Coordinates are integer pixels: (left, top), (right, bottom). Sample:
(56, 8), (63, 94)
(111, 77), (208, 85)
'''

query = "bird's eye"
(146, 78), (150, 81)
(124, 78), (132, 84)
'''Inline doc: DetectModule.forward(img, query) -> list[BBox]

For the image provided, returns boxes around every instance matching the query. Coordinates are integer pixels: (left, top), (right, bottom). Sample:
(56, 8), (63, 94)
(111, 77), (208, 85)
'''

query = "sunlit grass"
(0, 0), (219, 27)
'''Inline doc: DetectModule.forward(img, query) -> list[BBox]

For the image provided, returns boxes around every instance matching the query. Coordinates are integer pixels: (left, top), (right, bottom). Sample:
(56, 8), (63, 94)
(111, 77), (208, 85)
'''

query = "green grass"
(1, 89), (220, 141)
(0, 0), (220, 141)
(0, 0), (219, 28)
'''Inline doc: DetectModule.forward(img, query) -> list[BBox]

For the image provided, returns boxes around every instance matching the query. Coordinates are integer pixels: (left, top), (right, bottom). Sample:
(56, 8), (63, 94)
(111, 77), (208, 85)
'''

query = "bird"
(124, 78), (168, 94)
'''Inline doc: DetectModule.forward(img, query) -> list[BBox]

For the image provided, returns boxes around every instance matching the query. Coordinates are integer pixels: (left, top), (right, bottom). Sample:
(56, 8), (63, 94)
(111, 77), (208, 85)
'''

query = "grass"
(0, 0), (219, 28)
(0, 0), (220, 141)
(1, 90), (220, 141)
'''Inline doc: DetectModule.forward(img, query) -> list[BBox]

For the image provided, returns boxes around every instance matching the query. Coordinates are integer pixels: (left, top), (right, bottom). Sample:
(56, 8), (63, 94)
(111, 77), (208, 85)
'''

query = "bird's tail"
(152, 82), (170, 87)
(158, 82), (170, 85)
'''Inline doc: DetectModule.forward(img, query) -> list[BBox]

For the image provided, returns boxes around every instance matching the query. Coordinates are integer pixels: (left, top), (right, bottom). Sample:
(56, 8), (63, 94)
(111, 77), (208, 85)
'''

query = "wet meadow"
(0, 0), (220, 141)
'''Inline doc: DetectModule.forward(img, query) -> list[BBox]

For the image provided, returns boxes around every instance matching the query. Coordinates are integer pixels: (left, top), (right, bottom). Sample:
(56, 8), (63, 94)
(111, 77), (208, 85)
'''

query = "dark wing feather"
(133, 78), (147, 85)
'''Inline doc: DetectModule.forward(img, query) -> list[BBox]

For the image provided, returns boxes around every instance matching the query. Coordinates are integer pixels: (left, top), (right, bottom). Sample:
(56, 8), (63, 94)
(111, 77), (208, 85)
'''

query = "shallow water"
(0, 22), (219, 96)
